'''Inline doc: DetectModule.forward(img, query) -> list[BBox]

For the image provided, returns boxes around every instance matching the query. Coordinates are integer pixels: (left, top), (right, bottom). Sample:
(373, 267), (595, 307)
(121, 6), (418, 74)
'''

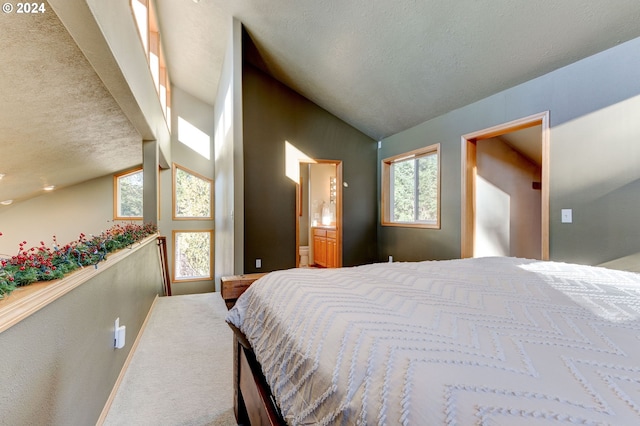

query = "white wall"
(158, 87), (216, 295)
(214, 18), (244, 287)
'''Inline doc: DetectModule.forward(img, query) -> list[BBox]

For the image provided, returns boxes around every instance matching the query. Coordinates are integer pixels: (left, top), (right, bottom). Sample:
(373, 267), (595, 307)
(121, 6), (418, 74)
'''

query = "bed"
(225, 257), (640, 425)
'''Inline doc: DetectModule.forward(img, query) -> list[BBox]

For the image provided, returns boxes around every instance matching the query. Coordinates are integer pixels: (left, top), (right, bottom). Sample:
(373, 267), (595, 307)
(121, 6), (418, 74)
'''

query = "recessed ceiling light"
(1, 200), (13, 206)
(43, 185), (55, 191)
(0, 173), (5, 180)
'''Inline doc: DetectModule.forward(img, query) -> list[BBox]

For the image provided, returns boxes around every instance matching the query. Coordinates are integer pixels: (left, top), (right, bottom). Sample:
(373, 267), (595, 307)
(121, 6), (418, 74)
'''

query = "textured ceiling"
(0, 4), (141, 205)
(2, 1), (640, 207)
(156, 0), (640, 141)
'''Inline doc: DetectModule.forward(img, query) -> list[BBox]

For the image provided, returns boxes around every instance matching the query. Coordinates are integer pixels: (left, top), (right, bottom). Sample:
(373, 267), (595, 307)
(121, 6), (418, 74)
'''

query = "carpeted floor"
(103, 293), (237, 426)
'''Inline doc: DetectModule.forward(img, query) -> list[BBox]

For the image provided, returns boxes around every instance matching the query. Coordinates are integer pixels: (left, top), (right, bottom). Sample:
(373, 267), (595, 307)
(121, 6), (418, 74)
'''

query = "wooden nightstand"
(221, 273), (268, 309)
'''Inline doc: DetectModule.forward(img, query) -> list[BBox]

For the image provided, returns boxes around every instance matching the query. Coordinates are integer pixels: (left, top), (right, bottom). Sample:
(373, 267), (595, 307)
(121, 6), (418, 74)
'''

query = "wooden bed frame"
(222, 272), (285, 425)
(228, 323), (286, 425)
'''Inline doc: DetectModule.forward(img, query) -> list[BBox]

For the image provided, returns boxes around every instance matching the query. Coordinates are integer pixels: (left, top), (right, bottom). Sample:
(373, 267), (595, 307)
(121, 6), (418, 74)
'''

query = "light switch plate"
(561, 209), (572, 223)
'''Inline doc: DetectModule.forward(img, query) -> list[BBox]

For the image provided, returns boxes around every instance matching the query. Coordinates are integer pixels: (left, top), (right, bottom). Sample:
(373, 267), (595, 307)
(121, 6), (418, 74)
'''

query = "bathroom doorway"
(296, 160), (342, 268)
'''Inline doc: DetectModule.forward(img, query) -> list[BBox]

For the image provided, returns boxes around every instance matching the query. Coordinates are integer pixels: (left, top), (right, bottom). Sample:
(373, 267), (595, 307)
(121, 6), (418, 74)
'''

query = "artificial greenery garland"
(0, 222), (157, 299)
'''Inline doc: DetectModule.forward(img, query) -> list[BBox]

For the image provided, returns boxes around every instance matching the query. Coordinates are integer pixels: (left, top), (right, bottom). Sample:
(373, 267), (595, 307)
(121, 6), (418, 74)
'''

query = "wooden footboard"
(229, 323), (285, 426)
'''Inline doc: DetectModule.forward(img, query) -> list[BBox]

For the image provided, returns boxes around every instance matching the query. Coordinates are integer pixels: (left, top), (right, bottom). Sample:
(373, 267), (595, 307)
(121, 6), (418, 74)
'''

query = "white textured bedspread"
(226, 257), (640, 425)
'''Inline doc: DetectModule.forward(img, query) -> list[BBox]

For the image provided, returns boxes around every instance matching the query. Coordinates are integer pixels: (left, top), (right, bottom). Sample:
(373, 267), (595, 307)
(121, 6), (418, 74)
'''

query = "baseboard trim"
(96, 294), (160, 425)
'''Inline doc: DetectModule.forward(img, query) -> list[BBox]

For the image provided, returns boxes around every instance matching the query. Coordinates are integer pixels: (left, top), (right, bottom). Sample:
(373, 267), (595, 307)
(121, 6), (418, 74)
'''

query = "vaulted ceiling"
(1, 0), (640, 206)
(156, 0), (640, 140)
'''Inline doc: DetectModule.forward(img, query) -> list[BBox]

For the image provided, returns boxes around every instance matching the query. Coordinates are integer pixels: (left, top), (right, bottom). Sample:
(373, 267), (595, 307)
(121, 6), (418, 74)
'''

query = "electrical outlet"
(114, 318), (126, 349)
(256, 258), (262, 268)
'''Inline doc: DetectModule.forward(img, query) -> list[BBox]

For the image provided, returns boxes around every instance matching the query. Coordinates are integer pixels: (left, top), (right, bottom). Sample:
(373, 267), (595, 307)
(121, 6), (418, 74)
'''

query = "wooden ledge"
(0, 234), (158, 334)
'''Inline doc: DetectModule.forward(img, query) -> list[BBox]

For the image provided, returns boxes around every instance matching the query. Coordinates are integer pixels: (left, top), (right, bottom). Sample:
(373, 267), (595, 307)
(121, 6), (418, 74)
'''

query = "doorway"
(461, 112), (550, 260)
(296, 160), (343, 268)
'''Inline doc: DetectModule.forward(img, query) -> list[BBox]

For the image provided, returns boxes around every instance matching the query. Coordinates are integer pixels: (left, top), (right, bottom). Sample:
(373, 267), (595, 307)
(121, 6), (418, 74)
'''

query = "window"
(173, 164), (212, 220)
(381, 144), (440, 228)
(131, 0), (148, 53)
(173, 230), (213, 282)
(114, 168), (143, 220)
(130, 0), (171, 128)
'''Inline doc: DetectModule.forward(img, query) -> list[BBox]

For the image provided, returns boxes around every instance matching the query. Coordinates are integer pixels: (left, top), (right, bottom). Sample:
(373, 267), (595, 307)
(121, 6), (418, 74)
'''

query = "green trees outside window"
(173, 165), (212, 219)
(174, 231), (212, 281)
(382, 144), (440, 229)
(172, 164), (213, 282)
(115, 169), (143, 219)
(391, 152), (438, 223)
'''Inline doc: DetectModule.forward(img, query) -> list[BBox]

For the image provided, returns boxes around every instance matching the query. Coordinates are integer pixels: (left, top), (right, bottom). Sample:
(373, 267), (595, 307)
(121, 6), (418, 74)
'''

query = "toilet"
(299, 246), (309, 267)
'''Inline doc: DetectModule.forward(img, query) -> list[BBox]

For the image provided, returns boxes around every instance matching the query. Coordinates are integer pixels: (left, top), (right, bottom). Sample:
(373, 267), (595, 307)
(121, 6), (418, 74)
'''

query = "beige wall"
(476, 138), (541, 258)
(309, 163), (336, 226)
(0, 175), (113, 256)
(0, 238), (162, 425)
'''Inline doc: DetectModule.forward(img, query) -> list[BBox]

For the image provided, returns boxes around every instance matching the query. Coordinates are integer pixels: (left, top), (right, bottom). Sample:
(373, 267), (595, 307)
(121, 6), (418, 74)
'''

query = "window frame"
(130, 0), (171, 127)
(172, 230), (214, 282)
(172, 163), (213, 220)
(113, 167), (144, 220)
(381, 143), (441, 229)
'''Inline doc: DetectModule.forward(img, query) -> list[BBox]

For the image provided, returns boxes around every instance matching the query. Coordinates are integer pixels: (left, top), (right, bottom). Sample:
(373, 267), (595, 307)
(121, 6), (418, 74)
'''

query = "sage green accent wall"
(242, 64), (378, 271)
(379, 37), (640, 265)
(0, 238), (162, 425)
